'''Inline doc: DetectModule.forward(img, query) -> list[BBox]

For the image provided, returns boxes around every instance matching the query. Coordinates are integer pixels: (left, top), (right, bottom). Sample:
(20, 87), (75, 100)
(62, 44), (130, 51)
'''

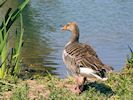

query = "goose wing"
(64, 42), (104, 71)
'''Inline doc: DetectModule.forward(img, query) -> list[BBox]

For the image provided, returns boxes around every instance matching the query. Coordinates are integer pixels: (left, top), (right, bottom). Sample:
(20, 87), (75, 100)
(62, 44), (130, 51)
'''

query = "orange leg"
(74, 75), (86, 93)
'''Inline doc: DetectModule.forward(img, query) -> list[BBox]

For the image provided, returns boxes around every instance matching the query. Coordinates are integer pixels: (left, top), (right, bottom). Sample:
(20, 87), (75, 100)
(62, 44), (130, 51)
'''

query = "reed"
(126, 46), (133, 68)
(0, 0), (29, 78)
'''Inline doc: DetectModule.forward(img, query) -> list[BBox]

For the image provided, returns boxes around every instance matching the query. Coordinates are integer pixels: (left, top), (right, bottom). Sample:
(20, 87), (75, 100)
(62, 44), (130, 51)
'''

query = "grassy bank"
(0, 65), (133, 99)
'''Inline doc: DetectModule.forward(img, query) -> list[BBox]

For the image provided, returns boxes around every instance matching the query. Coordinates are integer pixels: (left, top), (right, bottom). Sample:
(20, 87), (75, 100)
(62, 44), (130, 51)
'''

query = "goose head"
(61, 22), (80, 43)
(61, 22), (79, 33)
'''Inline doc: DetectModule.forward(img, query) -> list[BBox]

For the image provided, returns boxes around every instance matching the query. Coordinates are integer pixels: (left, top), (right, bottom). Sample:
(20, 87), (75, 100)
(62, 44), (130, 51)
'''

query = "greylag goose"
(61, 22), (112, 93)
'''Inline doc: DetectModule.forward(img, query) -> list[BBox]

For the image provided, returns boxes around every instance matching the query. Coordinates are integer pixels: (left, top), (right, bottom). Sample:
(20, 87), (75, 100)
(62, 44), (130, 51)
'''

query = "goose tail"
(79, 68), (108, 81)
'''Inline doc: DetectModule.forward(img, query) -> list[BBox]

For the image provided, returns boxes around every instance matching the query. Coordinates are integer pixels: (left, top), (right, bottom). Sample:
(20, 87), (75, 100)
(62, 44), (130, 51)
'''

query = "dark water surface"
(1, 0), (133, 78)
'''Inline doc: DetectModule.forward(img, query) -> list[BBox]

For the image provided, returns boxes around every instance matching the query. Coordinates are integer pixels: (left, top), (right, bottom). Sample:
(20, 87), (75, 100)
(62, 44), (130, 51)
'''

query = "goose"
(61, 22), (113, 93)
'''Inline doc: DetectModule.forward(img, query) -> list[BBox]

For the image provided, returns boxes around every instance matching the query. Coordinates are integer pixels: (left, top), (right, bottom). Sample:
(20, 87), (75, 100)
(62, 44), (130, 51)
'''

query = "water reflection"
(22, 0), (58, 74)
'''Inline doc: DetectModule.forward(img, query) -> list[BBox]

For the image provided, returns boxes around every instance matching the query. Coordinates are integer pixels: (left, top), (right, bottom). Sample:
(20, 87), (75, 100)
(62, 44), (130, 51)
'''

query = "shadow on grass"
(83, 81), (114, 96)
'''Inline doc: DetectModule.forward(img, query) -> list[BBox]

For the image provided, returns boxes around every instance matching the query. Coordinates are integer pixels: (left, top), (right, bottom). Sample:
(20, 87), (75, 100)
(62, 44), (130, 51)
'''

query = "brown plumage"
(61, 22), (112, 93)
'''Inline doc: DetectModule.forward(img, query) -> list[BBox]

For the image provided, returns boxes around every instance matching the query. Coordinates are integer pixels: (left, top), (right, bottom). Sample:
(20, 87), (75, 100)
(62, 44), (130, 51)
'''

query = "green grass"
(10, 83), (29, 100)
(0, 66), (133, 100)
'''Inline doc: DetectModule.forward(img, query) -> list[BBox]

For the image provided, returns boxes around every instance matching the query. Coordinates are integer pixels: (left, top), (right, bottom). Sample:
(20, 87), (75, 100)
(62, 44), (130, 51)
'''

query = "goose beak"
(61, 25), (67, 32)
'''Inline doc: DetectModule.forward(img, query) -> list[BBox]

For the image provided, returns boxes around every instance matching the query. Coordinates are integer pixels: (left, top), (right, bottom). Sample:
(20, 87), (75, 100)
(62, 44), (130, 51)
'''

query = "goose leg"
(79, 77), (87, 92)
(75, 75), (86, 93)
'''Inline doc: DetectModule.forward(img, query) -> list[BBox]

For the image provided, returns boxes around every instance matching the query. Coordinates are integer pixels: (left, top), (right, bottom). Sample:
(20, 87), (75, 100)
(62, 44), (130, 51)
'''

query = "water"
(1, 0), (133, 78)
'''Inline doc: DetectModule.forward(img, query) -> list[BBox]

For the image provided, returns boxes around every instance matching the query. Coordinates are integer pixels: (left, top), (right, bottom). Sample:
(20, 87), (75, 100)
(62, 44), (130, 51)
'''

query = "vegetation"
(0, 0), (29, 78)
(126, 46), (133, 69)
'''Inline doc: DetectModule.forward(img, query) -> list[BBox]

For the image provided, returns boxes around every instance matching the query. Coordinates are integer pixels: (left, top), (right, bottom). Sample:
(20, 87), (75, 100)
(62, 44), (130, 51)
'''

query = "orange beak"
(61, 25), (67, 32)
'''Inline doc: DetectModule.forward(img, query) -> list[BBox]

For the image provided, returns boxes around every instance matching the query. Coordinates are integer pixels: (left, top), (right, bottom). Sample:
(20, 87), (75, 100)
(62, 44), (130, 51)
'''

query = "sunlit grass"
(0, 66), (132, 99)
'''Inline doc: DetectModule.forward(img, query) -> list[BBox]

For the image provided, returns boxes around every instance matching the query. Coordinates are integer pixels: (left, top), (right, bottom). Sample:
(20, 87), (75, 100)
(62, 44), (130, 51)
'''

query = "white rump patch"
(79, 67), (107, 81)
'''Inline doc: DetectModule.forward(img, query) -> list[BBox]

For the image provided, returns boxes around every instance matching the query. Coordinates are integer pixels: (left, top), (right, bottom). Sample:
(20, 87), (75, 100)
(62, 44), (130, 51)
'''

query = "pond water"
(1, 0), (133, 78)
